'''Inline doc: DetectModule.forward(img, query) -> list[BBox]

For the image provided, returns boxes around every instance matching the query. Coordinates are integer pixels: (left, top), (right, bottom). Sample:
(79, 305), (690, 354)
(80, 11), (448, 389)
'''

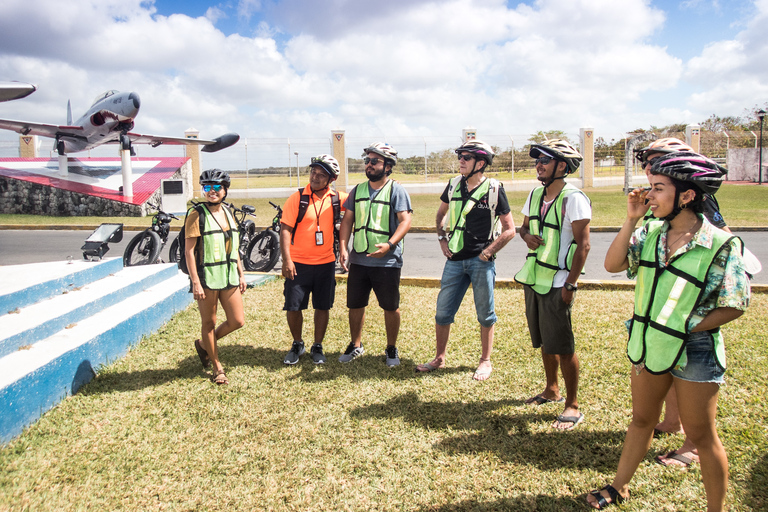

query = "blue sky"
(1, 0), (767, 168)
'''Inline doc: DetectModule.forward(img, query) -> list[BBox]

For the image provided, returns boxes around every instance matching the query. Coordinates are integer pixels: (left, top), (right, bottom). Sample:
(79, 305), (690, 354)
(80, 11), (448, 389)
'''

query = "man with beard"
(515, 139), (591, 430)
(416, 139), (516, 381)
(281, 154), (348, 365)
(338, 142), (413, 367)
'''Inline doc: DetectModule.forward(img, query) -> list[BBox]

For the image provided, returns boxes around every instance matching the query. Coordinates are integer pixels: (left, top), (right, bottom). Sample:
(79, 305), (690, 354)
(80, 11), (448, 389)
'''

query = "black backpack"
(290, 189), (341, 251)
(177, 204), (206, 275)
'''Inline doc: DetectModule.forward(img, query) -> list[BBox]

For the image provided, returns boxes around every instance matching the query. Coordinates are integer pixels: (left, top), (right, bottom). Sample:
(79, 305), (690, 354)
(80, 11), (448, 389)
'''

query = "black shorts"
(524, 285), (575, 355)
(283, 261), (336, 311)
(346, 264), (401, 311)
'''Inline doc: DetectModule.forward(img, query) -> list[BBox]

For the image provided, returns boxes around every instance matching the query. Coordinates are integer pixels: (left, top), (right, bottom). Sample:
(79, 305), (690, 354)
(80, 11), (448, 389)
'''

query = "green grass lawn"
(3, 182), (767, 230)
(1, 282), (766, 511)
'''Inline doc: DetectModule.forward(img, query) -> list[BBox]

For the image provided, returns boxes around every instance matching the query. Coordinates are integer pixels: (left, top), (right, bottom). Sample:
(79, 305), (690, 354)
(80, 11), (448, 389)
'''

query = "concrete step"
(0, 271), (192, 444)
(0, 263), (180, 358)
(0, 258), (123, 316)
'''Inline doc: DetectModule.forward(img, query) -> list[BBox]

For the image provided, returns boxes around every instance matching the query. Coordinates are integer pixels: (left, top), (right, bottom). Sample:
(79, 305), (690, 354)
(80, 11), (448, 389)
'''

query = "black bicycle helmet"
(200, 168), (231, 188)
(649, 151), (726, 196)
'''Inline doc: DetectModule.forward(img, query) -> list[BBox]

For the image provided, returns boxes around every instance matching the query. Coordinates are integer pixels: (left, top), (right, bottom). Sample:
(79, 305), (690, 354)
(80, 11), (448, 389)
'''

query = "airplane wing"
(0, 118), (83, 138)
(125, 131), (240, 153)
(0, 82), (36, 102)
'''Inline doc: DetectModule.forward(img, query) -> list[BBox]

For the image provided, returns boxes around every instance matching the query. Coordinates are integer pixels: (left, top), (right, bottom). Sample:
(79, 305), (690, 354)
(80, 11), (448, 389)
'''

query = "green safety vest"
(200, 204), (240, 290)
(447, 178), (491, 254)
(353, 180), (394, 254)
(627, 221), (736, 374)
(514, 183), (587, 294)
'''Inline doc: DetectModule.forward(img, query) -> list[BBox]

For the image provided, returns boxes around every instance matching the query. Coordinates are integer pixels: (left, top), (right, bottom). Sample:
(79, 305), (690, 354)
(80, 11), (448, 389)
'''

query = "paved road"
(1, 229), (766, 284)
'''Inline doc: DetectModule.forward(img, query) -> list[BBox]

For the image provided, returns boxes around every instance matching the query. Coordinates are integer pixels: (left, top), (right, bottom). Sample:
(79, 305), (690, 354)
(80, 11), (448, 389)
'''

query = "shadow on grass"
(418, 494), (584, 512)
(748, 452), (768, 510)
(351, 391), (626, 471)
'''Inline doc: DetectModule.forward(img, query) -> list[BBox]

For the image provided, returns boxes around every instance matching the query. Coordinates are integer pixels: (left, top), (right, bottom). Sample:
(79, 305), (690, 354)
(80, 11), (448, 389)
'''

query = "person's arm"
(518, 216), (543, 251)
(562, 218), (590, 302)
(435, 200), (451, 259)
(185, 235), (205, 301)
(691, 307), (744, 332)
(604, 188), (649, 273)
(479, 212), (516, 261)
(339, 208), (354, 271)
(280, 223), (297, 280)
(369, 209), (412, 258)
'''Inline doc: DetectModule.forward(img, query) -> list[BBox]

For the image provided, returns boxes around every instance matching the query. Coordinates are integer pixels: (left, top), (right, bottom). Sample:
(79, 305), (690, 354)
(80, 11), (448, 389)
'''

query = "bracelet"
(387, 241), (396, 251)
(482, 251), (491, 260)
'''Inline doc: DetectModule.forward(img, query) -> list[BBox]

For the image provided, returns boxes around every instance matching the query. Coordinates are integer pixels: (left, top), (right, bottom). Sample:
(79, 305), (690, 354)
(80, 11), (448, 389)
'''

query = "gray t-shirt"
(343, 180), (412, 268)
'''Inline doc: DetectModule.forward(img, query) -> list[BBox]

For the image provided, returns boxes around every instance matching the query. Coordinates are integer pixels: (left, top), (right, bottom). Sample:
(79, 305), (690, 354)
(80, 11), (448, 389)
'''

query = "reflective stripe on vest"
(514, 183), (585, 294)
(353, 180), (394, 253)
(447, 178), (491, 254)
(201, 205), (240, 290)
(627, 223), (736, 374)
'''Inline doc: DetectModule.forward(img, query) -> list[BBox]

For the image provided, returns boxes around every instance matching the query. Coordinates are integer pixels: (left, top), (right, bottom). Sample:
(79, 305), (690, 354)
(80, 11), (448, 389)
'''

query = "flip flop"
(415, 361), (444, 373)
(655, 450), (696, 468)
(554, 412), (584, 430)
(526, 394), (566, 405)
(194, 339), (210, 369)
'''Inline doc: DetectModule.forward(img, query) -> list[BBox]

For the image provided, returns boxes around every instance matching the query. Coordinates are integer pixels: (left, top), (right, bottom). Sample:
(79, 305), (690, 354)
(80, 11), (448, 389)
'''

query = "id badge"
(315, 231), (324, 245)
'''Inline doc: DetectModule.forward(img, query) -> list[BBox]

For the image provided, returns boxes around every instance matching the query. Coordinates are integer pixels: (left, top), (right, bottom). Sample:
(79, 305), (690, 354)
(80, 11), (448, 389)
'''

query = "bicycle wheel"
(123, 230), (162, 266)
(168, 235), (181, 263)
(246, 230), (279, 272)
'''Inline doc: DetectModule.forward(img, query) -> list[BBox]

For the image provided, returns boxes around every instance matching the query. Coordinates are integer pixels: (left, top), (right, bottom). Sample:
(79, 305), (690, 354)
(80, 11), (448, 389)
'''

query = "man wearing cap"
(515, 139), (591, 430)
(281, 155), (348, 365)
(338, 142), (412, 367)
(416, 139), (516, 381)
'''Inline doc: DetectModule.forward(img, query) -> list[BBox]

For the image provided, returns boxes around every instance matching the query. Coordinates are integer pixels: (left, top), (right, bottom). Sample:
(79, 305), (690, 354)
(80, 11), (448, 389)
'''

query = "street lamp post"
(758, 109), (766, 185)
(294, 152), (299, 188)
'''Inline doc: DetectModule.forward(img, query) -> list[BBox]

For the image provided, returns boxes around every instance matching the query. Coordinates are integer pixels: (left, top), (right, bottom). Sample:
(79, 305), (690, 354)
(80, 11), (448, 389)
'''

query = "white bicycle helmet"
(363, 142), (398, 166)
(455, 139), (495, 165)
(309, 154), (340, 181)
(635, 137), (694, 163)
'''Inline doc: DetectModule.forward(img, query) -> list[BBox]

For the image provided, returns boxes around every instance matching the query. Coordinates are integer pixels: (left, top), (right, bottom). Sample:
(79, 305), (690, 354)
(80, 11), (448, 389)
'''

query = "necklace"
(665, 218), (699, 257)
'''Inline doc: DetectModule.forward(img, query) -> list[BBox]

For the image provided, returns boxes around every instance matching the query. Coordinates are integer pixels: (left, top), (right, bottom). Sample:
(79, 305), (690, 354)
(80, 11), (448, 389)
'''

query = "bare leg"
(526, 350), (562, 403)
(313, 309), (329, 345)
(675, 378), (727, 512)
(286, 310), (303, 342)
(587, 367), (671, 508)
(416, 324), (450, 371)
(349, 307), (365, 347)
(552, 352), (580, 429)
(197, 289), (221, 371)
(383, 308), (400, 347)
(473, 324), (494, 381)
(656, 382), (685, 434)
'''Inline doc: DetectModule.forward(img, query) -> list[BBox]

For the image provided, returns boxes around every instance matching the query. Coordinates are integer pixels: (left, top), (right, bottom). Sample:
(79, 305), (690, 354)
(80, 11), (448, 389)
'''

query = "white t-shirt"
(521, 187), (592, 288)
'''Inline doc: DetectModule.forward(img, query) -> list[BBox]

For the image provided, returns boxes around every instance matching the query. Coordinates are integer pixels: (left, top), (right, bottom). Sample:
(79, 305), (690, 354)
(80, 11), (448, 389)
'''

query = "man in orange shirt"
(281, 154), (348, 364)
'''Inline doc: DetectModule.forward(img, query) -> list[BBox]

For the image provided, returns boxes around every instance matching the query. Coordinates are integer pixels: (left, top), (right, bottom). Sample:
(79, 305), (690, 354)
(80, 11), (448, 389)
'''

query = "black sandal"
(195, 339), (211, 369)
(587, 485), (626, 509)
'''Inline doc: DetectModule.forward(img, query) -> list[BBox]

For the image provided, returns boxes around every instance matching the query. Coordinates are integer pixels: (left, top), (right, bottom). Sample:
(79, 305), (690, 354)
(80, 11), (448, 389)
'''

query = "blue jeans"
(670, 330), (725, 384)
(435, 256), (496, 328)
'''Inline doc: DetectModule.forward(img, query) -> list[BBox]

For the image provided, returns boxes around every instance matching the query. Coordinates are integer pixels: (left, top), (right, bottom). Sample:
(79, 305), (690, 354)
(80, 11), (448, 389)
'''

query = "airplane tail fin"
(67, 100), (72, 125)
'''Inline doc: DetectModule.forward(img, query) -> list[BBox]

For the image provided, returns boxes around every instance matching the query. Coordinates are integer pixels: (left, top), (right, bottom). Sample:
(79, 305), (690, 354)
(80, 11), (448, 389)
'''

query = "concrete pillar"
(332, 130), (346, 190)
(19, 135), (36, 158)
(686, 124), (701, 153)
(580, 127), (594, 188)
(185, 128), (201, 197)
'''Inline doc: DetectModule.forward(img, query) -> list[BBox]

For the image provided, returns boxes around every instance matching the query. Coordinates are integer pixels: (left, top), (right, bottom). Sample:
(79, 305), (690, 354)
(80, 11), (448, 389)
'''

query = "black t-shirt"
(440, 178), (511, 261)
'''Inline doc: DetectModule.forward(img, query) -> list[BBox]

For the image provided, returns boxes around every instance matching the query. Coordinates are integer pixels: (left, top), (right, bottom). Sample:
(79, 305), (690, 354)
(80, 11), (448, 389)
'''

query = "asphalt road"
(1, 229), (766, 284)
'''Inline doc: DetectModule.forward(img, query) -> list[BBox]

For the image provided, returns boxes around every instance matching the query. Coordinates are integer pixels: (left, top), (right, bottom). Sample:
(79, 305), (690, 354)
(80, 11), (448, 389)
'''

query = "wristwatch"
(564, 282), (578, 292)
(437, 235), (447, 242)
(387, 241), (396, 251)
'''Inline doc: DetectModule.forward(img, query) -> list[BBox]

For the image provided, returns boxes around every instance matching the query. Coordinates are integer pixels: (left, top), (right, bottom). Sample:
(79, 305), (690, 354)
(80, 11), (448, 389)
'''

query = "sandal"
(587, 484), (626, 510)
(194, 339), (210, 369)
(211, 369), (228, 385)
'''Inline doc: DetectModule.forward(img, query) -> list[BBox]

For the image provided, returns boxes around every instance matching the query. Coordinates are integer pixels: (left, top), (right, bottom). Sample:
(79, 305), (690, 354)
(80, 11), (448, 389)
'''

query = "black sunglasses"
(535, 156), (557, 165)
(364, 157), (384, 166)
(642, 156), (661, 169)
(457, 154), (476, 162)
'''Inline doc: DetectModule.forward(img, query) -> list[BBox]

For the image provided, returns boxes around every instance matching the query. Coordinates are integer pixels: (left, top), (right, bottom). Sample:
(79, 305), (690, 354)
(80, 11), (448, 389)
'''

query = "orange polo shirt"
(281, 185), (348, 265)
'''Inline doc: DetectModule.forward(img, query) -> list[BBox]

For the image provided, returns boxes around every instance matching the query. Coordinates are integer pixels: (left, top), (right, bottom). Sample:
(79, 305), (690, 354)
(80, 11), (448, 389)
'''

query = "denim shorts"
(670, 330), (725, 384)
(435, 256), (496, 328)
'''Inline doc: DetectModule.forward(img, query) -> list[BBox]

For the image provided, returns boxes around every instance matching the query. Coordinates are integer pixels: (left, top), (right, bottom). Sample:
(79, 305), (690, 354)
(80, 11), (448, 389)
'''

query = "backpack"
(177, 204), (206, 275)
(446, 176), (501, 241)
(290, 188), (342, 251)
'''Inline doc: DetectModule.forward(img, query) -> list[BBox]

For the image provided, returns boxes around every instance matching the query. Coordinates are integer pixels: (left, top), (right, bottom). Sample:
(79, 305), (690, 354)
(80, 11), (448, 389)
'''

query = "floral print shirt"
(626, 215), (750, 332)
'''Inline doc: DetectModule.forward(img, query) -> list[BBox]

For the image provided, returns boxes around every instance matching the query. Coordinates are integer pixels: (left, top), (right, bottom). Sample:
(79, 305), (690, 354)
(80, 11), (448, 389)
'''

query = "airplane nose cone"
(129, 92), (140, 110)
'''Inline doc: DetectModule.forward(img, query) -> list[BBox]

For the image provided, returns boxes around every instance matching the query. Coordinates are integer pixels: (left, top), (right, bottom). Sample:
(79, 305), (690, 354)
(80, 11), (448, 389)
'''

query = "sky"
(0, 0), (767, 169)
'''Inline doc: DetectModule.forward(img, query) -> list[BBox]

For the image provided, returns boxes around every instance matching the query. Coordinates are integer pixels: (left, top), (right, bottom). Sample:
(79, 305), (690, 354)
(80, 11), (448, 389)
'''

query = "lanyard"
(311, 192), (327, 232)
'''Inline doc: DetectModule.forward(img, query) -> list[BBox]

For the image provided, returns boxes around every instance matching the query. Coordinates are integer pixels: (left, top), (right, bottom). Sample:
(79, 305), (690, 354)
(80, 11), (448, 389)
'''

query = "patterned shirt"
(626, 215), (750, 332)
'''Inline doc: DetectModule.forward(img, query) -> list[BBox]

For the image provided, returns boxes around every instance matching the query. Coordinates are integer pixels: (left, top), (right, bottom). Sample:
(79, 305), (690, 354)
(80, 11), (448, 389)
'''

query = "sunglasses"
(364, 157), (384, 166)
(457, 154), (476, 162)
(202, 184), (224, 193)
(535, 156), (557, 165)
(642, 157), (661, 169)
